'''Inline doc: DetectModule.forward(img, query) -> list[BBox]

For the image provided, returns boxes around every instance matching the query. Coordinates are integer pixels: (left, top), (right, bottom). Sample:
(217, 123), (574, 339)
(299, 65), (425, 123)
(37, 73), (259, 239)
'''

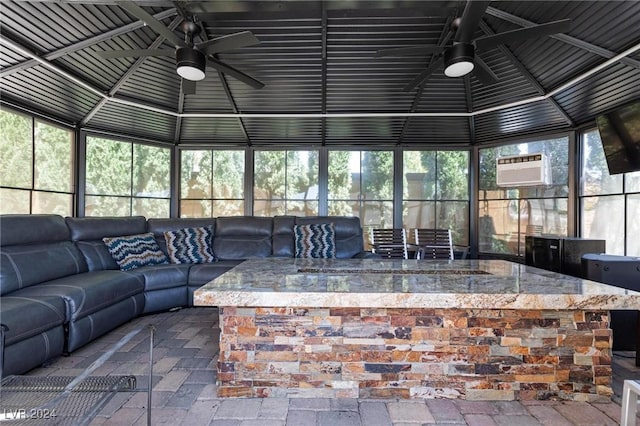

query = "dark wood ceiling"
(1, 1), (639, 146)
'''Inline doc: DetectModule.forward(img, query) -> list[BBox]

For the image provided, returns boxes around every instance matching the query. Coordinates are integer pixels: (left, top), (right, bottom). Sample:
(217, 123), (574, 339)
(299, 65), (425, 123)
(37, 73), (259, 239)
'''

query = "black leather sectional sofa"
(0, 214), (370, 377)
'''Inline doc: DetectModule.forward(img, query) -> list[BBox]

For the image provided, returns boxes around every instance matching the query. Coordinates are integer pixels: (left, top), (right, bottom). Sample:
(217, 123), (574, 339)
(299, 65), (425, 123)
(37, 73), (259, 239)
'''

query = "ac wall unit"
(496, 153), (552, 187)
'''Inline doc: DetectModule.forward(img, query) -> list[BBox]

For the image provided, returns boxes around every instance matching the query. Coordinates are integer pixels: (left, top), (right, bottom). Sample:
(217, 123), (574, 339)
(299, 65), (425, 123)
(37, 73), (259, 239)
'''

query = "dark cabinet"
(525, 236), (606, 278)
(583, 253), (640, 359)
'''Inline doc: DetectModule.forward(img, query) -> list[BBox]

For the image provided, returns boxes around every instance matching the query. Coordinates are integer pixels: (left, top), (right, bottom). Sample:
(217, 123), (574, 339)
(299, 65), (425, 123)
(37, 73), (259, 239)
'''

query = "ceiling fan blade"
(474, 19), (572, 51)
(375, 45), (444, 57)
(97, 49), (174, 59)
(472, 56), (499, 85)
(198, 31), (260, 56)
(403, 56), (444, 92)
(455, 0), (492, 43)
(116, 0), (186, 48)
(207, 58), (265, 89)
(182, 79), (197, 95)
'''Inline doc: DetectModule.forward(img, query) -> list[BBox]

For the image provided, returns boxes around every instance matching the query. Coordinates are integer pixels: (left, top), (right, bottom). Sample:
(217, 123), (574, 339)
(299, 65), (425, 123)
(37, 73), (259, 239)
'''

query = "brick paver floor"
(19, 307), (640, 425)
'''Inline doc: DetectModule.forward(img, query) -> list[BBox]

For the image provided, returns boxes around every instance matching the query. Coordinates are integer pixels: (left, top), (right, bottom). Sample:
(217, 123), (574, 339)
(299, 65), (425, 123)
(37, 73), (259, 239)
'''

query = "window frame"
(0, 106), (76, 216)
(578, 127), (640, 256)
(82, 132), (171, 218)
(252, 148), (320, 217)
(327, 148), (395, 229)
(402, 149), (471, 246)
(178, 148), (246, 218)
(476, 134), (572, 258)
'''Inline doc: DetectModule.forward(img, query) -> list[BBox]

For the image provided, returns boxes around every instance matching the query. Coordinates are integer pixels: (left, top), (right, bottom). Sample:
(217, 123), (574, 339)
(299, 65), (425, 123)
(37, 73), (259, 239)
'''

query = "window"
(85, 136), (170, 217)
(328, 150), (393, 228)
(580, 129), (640, 255)
(0, 108), (74, 215)
(180, 150), (245, 217)
(403, 150), (469, 246)
(478, 137), (569, 256)
(253, 150), (318, 216)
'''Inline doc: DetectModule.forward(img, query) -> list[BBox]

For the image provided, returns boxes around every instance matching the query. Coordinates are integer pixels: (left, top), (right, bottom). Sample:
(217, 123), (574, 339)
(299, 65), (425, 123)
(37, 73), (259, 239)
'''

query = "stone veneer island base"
(193, 258), (640, 401)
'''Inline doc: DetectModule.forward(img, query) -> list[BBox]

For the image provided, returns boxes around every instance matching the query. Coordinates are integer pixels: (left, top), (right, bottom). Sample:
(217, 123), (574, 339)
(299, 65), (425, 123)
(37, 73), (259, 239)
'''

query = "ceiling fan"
(376, 1), (571, 92)
(97, 1), (264, 94)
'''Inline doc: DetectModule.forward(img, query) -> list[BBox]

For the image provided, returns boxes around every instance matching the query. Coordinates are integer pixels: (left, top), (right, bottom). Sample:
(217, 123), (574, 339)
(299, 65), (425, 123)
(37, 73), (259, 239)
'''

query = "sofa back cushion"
(0, 214), (87, 295)
(272, 216), (296, 257)
(65, 216), (147, 271)
(214, 216), (273, 260)
(273, 216), (364, 259)
(147, 218), (216, 255)
(1, 214), (69, 246)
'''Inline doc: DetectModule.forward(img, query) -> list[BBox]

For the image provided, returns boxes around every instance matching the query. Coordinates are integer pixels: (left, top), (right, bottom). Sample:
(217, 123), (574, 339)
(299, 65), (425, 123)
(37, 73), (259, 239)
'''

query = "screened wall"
(478, 136), (570, 256)
(580, 129), (640, 256)
(0, 108), (74, 216)
(2, 105), (639, 257)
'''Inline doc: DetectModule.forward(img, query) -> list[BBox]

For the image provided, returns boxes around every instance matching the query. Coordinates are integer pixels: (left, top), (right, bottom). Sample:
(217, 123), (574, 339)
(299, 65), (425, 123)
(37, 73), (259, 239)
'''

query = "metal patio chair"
(370, 228), (408, 259)
(413, 228), (454, 260)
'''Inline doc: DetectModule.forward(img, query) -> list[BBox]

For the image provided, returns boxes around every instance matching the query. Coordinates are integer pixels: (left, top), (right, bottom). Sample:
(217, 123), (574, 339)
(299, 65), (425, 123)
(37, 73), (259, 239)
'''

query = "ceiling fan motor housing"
(444, 43), (475, 77)
(176, 47), (206, 81)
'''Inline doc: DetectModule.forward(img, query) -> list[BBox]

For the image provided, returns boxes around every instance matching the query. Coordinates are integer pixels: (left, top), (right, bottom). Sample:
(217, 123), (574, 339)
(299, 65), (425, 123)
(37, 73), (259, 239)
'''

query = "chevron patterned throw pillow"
(164, 226), (215, 264)
(103, 233), (169, 271)
(294, 223), (336, 258)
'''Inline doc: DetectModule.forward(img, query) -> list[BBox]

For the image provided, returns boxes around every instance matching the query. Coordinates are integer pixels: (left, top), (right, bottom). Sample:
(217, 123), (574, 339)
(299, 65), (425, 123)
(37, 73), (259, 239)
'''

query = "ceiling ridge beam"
(321, 1), (328, 146)
(398, 17), (454, 145)
(485, 6), (640, 70)
(477, 21), (574, 127)
(195, 20), (250, 145)
(81, 16), (183, 127)
(0, 9), (177, 78)
(218, 70), (251, 144)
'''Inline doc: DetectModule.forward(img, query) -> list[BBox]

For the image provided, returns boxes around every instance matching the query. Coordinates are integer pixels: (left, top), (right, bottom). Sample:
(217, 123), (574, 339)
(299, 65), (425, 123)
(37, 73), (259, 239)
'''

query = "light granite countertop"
(193, 258), (640, 310)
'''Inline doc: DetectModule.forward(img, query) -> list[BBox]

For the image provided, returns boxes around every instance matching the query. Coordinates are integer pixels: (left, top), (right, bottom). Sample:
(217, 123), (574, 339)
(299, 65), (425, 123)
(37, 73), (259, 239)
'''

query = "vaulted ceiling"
(1, 1), (639, 146)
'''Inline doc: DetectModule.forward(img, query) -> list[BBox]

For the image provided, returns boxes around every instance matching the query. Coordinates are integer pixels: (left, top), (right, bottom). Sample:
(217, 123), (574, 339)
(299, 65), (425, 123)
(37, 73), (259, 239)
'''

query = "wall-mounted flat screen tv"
(596, 100), (640, 175)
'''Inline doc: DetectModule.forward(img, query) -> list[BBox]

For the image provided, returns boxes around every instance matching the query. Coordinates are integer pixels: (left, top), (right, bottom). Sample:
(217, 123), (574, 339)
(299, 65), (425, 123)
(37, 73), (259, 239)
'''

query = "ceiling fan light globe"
(445, 61), (474, 77)
(177, 66), (205, 81)
(176, 47), (206, 81)
(444, 43), (475, 78)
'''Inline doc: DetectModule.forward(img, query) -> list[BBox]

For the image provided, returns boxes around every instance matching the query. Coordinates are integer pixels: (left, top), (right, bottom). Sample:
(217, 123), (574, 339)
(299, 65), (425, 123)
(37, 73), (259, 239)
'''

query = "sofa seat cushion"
(129, 264), (190, 292)
(0, 295), (66, 346)
(188, 260), (243, 286)
(13, 270), (144, 321)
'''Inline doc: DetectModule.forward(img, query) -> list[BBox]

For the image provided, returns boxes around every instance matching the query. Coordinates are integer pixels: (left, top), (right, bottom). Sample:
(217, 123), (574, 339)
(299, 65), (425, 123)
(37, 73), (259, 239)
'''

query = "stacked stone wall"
(217, 306), (612, 401)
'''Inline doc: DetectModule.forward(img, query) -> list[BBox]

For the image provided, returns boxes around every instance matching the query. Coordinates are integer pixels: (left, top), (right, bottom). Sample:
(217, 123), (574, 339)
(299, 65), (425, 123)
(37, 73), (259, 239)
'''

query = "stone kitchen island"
(193, 258), (640, 401)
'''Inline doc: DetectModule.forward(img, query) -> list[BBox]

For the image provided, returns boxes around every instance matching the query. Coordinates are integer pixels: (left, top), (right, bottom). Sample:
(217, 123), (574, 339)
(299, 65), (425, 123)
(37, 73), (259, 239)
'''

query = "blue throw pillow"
(294, 223), (336, 258)
(103, 233), (169, 271)
(164, 226), (215, 264)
